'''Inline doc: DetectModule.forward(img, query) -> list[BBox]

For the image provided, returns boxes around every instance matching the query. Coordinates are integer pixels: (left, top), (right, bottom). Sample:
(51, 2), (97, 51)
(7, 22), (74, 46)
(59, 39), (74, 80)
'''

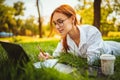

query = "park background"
(0, 0), (120, 80)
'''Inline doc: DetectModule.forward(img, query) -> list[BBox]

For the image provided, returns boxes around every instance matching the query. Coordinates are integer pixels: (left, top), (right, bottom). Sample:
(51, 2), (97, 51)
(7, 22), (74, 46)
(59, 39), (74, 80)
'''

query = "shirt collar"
(66, 25), (87, 48)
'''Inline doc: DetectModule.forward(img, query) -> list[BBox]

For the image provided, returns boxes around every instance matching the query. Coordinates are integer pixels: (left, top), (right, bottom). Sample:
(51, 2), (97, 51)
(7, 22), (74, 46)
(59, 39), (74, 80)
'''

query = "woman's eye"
(57, 19), (63, 23)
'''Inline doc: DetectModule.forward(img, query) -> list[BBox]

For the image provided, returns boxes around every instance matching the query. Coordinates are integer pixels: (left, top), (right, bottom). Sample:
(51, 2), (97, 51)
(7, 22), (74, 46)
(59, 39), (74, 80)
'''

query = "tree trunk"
(36, 0), (42, 38)
(93, 0), (101, 31)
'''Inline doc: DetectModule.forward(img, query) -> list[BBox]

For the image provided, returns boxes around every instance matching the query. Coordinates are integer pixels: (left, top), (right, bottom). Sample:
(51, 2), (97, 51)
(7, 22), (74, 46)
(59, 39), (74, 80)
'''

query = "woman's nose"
(55, 24), (60, 29)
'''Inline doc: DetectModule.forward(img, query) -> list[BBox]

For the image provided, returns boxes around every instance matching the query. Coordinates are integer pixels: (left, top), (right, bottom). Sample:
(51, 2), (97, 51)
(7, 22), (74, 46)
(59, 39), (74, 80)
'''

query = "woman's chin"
(60, 33), (67, 37)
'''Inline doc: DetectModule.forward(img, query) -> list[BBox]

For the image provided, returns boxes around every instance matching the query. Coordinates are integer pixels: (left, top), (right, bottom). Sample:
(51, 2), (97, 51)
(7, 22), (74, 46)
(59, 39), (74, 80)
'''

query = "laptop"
(0, 41), (75, 73)
(0, 41), (30, 66)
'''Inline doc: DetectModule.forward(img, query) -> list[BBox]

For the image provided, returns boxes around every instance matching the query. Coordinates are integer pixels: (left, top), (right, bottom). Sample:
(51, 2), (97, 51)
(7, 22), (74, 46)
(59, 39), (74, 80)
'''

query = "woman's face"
(52, 12), (73, 36)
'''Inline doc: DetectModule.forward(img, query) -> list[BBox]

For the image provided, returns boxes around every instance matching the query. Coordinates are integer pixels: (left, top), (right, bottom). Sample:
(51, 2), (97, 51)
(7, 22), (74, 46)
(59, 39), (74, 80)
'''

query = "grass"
(20, 40), (59, 62)
(0, 39), (78, 80)
(1, 36), (120, 80)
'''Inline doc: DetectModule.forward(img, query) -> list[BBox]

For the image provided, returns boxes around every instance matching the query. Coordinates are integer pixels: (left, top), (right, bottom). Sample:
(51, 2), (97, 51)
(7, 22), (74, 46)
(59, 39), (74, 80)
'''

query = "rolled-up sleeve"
(52, 41), (63, 57)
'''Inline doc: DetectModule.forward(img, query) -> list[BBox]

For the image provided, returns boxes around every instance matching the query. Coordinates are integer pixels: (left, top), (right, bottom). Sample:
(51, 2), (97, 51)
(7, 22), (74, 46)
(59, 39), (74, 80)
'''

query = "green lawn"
(0, 36), (120, 80)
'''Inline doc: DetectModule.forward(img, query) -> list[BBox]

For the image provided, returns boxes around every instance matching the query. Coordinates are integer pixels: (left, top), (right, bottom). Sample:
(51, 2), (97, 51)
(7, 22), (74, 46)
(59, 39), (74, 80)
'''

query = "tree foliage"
(0, 0), (39, 36)
(0, 2), (16, 32)
(76, 0), (120, 36)
(13, 1), (25, 16)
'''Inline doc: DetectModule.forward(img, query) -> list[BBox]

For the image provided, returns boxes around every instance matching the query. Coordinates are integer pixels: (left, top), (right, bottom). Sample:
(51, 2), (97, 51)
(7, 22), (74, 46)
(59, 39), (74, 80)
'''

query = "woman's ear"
(71, 16), (75, 24)
(71, 16), (75, 20)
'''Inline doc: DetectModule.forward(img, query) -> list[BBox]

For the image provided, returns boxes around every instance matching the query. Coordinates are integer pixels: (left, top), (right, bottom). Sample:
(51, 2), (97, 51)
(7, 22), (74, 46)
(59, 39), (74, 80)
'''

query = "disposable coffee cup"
(100, 54), (116, 75)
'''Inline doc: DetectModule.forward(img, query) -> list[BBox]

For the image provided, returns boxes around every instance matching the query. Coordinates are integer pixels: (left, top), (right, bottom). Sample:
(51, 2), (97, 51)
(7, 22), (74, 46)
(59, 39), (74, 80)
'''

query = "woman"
(38, 4), (120, 65)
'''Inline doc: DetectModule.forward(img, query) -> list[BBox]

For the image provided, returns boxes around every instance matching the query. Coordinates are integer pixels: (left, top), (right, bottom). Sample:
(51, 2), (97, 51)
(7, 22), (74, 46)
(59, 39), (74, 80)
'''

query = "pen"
(38, 45), (46, 56)
(37, 45), (53, 58)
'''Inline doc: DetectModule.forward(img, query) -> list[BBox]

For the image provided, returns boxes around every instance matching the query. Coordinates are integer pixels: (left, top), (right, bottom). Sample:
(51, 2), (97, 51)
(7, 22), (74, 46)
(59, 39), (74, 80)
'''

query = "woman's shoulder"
(78, 24), (96, 29)
(78, 24), (101, 36)
(78, 24), (99, 32)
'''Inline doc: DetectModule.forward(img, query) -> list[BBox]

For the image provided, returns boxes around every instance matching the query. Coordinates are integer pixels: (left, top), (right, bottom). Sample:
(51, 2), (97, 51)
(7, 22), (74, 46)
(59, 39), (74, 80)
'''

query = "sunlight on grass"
(0, 36), (60, 43)
(1, 36), (120, 43)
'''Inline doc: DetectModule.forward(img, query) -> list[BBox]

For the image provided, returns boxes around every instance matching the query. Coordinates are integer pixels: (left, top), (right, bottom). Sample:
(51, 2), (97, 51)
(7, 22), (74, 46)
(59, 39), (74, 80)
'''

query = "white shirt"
(52, 24), (120, 64)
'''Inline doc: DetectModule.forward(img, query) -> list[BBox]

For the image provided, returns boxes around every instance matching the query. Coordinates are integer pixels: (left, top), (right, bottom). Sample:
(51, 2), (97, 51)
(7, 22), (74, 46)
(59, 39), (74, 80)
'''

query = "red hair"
(50, 4), (78, 52)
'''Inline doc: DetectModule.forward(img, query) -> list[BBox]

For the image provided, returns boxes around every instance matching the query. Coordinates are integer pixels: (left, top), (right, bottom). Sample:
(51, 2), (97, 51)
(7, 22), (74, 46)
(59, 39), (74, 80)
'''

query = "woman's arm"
(52, 41), (63, 57)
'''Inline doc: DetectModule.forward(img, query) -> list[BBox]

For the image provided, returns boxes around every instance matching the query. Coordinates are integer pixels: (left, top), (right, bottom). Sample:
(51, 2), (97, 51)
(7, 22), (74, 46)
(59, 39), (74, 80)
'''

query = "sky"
(4, 0), (80, 19)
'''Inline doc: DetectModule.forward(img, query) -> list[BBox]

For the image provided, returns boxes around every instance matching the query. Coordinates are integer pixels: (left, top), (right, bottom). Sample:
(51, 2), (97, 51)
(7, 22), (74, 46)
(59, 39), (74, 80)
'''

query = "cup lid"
(100, 54), (116, 60)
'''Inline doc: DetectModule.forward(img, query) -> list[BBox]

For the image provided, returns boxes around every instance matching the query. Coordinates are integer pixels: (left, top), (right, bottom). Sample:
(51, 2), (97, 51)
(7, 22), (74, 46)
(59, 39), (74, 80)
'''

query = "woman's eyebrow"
(53, 18), (62, 23)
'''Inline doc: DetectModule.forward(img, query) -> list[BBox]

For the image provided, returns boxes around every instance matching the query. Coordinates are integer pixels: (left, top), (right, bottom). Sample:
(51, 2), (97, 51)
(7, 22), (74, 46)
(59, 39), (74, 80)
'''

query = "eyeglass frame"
(53, 17), (70, 27)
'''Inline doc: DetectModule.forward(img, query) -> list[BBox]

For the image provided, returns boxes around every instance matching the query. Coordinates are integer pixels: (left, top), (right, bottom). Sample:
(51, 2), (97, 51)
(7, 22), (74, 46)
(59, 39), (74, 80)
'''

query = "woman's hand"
(38, 52), (53, 61)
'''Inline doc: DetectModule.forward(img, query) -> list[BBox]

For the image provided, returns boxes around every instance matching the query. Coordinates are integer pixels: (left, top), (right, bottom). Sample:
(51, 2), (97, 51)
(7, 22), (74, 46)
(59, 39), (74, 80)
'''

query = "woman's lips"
(58, 29), (64, 33)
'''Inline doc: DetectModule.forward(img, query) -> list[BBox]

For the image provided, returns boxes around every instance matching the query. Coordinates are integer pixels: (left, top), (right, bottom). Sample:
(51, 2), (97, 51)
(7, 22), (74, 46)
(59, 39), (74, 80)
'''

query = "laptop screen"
(0, 41), (30, 65)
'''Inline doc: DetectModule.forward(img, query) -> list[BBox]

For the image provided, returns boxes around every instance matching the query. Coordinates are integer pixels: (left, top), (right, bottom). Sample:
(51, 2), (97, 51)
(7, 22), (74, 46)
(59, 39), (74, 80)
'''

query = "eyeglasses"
(53, 17), (69, 27)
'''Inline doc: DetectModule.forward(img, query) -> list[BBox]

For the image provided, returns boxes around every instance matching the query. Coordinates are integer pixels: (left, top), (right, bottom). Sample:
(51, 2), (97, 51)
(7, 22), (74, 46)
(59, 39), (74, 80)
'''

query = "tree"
(0, 0), (4, 4)
(93, 0), (101, 30)
(13, 1), (25, 16)
(0, 2), (16, 33)
(36, 0), (42, 38)
(76, 0), (94, 25)
(13, 1), (25, 35)
(0, 1), (26, 36)
(24, 16), (39, 36)
(77, 0), (101, 30)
